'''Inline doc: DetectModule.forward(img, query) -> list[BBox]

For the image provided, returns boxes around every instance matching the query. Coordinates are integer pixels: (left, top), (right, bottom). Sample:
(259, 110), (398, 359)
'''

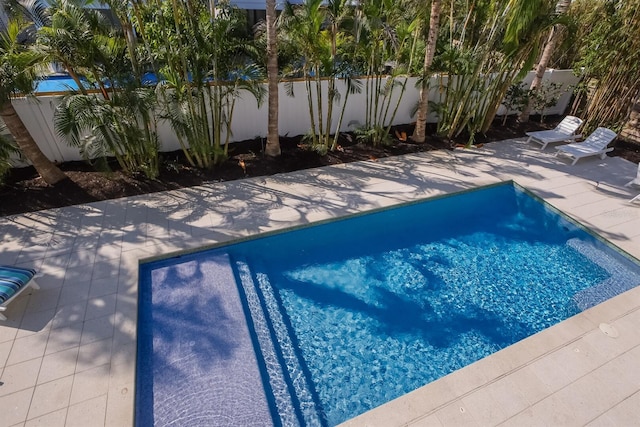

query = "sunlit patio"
(1, 137), (639, 426)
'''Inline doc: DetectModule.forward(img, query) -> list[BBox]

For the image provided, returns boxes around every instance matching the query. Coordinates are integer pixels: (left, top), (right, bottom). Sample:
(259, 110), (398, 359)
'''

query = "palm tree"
(55, 86), (160, 178)
(137, 0), (263, 169)
(519, 0), (572, 122)
(44, 0), (161, 178)
(265, 0), (281, 157)
(280, 0), (332, 150)
(0, 18), (67, 185)
(36, 0), (123, 100)
(350, 0), (410, 146)
(3, 0), (50, 28)
(411, 0), (442, 143)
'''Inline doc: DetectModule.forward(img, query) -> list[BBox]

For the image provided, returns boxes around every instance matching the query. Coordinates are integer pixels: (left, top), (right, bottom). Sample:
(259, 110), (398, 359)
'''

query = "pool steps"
(234, 257), (324, 427)
(136, 252), (274, 426)
(569, 238), (640, 310)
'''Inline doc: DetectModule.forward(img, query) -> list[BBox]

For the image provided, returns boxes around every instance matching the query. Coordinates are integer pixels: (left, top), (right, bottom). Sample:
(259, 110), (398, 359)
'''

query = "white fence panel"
(11, 97), (72, 163)
(10, 70), (580, 163)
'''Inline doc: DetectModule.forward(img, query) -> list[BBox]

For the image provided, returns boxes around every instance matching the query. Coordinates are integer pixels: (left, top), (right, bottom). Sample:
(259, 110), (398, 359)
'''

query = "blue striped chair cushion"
(0, 266), (37, 304)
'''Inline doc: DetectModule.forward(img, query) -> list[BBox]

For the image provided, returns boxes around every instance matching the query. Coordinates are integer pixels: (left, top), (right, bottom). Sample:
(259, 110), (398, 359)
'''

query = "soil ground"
(2, 115), (639, 217)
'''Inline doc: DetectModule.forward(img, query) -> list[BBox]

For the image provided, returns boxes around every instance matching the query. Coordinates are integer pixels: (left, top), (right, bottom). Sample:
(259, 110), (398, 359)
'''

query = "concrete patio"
(1, 137), (639, 426)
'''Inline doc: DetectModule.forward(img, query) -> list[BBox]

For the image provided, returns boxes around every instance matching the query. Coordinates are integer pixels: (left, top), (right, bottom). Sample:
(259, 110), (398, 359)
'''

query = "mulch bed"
(2, 115), (639, 217)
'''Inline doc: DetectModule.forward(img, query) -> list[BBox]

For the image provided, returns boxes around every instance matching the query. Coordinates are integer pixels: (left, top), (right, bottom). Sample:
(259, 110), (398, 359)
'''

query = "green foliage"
(6, 0), (598, 173)
(501, 82), (529, 125)
(39, 0), (160, 178)
(54, 89), (160, 179)
(349, 0), (413, 146)
(354, 125), (392, 146)
(570, 0), (640, 132)
(529, 81), (565, 123)
(0, 18), (42, 106)
(0, 123), (20, 185)
(136, 0), (262, 169)
(433, 0), (555, 143)
(279, 0), (336, 151)
(35, 0), (115, 95)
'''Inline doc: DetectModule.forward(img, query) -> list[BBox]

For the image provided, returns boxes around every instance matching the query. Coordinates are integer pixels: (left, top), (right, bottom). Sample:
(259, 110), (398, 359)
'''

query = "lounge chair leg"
(0, 312), (6, 321)
(571, 158), (579, 166)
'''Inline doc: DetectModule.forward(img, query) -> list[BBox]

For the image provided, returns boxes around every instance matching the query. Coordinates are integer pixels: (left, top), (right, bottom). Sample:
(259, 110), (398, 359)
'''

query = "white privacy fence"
(11, 69), (579, 163)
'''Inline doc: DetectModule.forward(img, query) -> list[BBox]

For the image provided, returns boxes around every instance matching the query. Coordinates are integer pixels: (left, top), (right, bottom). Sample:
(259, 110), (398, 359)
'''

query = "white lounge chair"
(0, 266), (40, 321)
(626, 163), (640, 203)
(625, 163), (640, 187)
(526, 115), (583, 149)
(555, 127), (617, 166)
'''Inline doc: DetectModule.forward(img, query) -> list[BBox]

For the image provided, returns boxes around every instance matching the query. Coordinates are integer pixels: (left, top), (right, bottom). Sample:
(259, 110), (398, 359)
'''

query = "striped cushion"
(0, 266), (37, 304)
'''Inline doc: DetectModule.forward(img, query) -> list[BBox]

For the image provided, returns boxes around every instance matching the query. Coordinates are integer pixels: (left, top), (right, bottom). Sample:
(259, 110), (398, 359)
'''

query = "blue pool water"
(33, 73), (159, 93)
(137, 182), (640, 426)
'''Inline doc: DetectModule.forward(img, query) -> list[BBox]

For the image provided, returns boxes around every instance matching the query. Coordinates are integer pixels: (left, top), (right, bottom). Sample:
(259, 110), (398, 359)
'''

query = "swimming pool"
(33, 73), (159, 93)
(136, 182), (640, 426)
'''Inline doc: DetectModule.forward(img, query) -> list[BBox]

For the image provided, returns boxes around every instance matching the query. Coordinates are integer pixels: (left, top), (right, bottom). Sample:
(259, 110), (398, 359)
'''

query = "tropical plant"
(519, 0), (572, 122)
(136, 0), (263, 168)
(45, 0), (161, 178)
(569, 0), (640, 133)
(324, 0), (357, 150)
(349, 0), (413, 146)
(434, 0), (556, 145)
(34, 0), (112, 95)
(280, 0), (334, 152)
(501, 82), (530, 125)
(529, 81), (564, 123)
(55, 87), (160, 178)
(0, 17), (67, 185)
(0, 122), (20, 184)
(3, 0), (50, 28)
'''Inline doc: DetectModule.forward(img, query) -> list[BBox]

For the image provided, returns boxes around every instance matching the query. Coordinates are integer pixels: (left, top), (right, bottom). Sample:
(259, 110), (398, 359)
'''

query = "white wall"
(10, 69), (579, 163)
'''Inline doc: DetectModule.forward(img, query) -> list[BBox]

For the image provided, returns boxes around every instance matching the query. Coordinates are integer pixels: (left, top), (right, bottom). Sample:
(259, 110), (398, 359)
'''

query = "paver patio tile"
(45, 323), (83, 356)
(27, 375), (73, 420)
(24, 407), (67, 427)
(434, 400), (478, 426)
(88, 277), (118, 299)
(37, 347), (79, 385)
(599, 390), (640, 425)
(79, 316), (114, 347)
(15, 308), (54, 340)
(76, 338), (112, 373)
(1, 388), (34, 426)
(69, 364), (109, 405)
(0, 358), (41, 397)
(6, 332), (48, 366)
(65, 395), (107, 427)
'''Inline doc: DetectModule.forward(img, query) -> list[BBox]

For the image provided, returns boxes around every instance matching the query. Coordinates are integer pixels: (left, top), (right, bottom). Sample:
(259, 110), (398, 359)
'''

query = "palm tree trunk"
(265, 0), (281, 157)
(519, 0), (572, 122)
(1, 103), (67, 185)
(65, 65), (88, 96)
(412, 0), (442, 143)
